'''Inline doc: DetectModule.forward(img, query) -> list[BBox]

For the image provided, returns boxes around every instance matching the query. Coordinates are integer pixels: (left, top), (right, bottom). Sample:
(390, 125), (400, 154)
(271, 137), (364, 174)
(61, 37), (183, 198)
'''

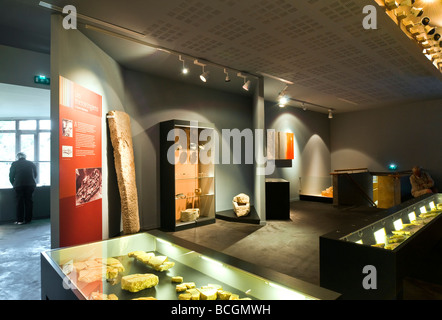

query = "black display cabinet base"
(320, 194), (442, 300)
(216, 206), (261, 224)
(266, 178), (290, 220)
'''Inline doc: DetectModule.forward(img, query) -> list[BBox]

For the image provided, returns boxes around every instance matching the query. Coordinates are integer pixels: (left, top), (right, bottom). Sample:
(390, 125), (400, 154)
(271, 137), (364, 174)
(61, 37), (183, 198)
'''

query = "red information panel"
(59, 76), (102, 247)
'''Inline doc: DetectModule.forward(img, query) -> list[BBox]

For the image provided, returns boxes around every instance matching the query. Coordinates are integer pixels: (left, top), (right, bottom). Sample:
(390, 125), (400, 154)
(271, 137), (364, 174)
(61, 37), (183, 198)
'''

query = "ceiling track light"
(399, 0), (415, 7)
(194, 60), (209, 82)
(224, 68), (231, 82)
(328, 109), (334, 119)
(410, 6), (424, 17)
(237, 72), (251, 91)
(425, 25), (436, 36)
(384, 0), (399, 11)
(277, 85), (289, 107)
(179, 55), (188, 75)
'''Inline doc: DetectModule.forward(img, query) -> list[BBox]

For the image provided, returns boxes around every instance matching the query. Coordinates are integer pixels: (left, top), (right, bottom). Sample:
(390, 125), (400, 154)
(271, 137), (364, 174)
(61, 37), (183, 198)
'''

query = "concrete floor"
(1, 200), (441, 300)
(0, 218), (50, 300)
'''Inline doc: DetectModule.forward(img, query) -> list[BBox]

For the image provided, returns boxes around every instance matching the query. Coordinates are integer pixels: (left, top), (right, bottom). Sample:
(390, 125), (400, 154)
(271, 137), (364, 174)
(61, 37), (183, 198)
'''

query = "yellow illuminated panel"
(374, 228), (386, 244)
(393, 219), (403, 231)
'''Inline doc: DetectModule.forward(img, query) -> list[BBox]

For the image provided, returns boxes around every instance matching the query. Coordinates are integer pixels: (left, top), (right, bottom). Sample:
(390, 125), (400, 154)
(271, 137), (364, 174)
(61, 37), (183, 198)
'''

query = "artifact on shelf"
(233, 193), (250, 217)
(180, 208), (200, 222)
(128, 251), (175, 272)
(121, 273), (159, 292)
(107, 110), (140, 234)
(132, 296), (157, 300)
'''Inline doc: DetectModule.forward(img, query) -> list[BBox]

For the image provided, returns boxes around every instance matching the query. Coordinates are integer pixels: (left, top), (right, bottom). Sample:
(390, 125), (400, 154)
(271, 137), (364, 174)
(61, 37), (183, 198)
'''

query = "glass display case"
(160, 120), (215, 231)
(41, 230), (340, 300)
(320, 193), (442, 300)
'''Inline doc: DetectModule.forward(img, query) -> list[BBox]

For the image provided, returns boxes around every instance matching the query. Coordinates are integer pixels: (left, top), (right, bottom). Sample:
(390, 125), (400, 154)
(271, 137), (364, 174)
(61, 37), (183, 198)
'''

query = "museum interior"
(0, 0), (442, 302)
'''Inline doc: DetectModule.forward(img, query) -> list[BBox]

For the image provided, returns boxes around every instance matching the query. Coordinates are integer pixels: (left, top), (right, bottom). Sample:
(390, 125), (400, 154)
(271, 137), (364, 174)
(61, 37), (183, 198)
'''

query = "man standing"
(9, 152), (38, 224)
(410, 166), (437, 198)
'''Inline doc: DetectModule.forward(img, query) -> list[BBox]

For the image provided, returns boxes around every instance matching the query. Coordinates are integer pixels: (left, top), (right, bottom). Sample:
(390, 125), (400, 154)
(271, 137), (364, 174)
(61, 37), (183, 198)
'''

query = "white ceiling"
(1, 0), (441, 114)
(0, 83), (50, 118)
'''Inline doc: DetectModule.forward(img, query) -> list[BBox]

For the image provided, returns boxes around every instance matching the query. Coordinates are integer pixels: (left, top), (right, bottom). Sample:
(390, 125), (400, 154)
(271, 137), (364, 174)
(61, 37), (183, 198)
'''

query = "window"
(0, 119), (51, 188)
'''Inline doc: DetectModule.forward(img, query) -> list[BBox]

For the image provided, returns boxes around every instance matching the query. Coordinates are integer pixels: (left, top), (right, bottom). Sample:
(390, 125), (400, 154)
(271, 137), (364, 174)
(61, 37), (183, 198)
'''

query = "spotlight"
(425, 25), (436, 35)
(415, 34), (426, 42)
(242, 79), (251, 91)
(179, 55), (188, 75)
(434, 34), (441, 41)
(328, 109), (333, 119)
(400, 0), (415, 6)
(385, 0), (399, 10)
(194, 60), (209, 82)
(410, 7), (424, 17)
(224, 68), (231, 82)
(421, 17), (430, 26)
(302, 102), (307, 111)
(237, 72), (251, 91)
(402, 19), (414, 29)
(278, 96), (289, 108)
(200, 70), (210, 82)
(395, 10), (407, 20)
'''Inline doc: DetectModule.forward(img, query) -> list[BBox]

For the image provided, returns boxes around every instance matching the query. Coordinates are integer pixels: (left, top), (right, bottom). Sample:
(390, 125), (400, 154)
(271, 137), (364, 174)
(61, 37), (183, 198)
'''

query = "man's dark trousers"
(14, 186), (35, 223)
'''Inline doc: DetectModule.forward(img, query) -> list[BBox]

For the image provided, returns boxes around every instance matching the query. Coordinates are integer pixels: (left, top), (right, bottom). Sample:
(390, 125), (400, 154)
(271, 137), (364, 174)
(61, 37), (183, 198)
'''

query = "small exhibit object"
(180, 208), (200, 222)
(233, 193), (250, 217)
(121, 273), (159, 292)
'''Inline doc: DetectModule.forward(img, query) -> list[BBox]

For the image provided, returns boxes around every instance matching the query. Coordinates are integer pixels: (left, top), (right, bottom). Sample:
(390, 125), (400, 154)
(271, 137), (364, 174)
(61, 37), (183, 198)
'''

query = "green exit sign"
(34, 75), (50, 85)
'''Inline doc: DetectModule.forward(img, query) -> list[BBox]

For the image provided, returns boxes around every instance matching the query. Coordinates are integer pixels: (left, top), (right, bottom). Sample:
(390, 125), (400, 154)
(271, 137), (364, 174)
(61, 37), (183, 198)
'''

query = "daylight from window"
(0, 119), (51, 188)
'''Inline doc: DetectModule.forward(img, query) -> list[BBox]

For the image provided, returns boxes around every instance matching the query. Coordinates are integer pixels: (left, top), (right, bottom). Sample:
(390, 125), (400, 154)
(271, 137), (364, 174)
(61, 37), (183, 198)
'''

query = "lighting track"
(39, 1), (261, 84)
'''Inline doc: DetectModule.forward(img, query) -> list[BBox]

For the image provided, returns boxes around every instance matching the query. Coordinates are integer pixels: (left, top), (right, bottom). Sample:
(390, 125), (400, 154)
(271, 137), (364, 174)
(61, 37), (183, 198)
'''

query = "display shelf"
(320, 193), (442, 299)
(41, 230), (340, 300)
(160, 120), (216, 231)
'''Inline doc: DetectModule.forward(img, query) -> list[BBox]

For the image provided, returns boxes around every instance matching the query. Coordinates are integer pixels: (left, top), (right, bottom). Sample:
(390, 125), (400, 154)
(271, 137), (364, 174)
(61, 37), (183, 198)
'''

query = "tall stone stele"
(107, 110), (140, 234)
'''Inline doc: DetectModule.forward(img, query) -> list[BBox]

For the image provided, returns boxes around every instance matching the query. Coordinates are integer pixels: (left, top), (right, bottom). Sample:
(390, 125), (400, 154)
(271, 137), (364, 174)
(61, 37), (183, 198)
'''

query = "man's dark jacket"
(9, 159), (37, 188)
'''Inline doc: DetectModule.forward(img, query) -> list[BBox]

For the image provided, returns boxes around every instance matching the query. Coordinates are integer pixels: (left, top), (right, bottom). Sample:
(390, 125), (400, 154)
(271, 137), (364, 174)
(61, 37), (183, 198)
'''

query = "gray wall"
(265, 102), (332, 200)
(122, 68), (254, 230)
(331, 99), (442, 189)
(0, 45), (50, 89)
(0, 187), (50, 223)
(51, 15), (255, 243)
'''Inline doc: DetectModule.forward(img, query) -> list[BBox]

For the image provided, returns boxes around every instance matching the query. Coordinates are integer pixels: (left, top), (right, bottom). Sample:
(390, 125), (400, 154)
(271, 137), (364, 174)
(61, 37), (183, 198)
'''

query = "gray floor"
(1, 200), (441, 300)
(0, 218), (50, 300)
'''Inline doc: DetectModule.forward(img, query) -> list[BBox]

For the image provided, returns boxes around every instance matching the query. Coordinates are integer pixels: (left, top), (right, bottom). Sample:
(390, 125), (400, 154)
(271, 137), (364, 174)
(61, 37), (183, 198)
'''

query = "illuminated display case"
(41, 230), (340, 300)
(160, 120), (215, 231)
(320, 193), (442, 300)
